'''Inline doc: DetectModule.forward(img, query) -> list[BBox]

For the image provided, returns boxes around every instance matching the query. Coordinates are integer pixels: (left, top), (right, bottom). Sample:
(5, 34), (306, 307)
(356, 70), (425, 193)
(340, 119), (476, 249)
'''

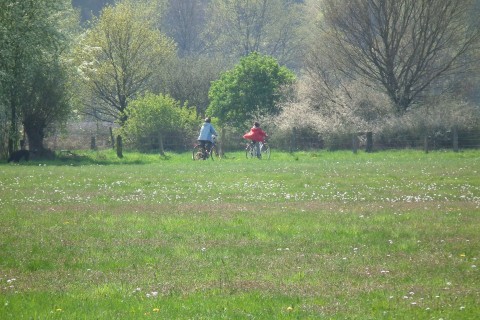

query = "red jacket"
(243, 127), (268, 142)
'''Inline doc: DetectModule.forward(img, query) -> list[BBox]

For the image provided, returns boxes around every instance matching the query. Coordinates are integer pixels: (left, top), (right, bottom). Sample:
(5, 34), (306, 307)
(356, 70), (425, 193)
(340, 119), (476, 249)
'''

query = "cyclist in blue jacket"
(197, 117), (217, 154)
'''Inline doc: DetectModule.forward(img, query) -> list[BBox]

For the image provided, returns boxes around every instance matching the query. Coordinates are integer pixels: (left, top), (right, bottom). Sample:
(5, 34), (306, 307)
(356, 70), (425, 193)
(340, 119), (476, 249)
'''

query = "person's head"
(204, 117), (211, 123)
(254, 122), (260, 128)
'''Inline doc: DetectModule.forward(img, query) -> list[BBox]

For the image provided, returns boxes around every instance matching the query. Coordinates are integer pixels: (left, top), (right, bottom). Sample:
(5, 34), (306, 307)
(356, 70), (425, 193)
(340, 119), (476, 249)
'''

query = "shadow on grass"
(2, 150), (176, 166)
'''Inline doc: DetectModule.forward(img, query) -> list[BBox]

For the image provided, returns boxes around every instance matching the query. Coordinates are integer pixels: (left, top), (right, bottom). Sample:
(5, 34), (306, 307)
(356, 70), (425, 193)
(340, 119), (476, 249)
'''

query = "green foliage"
(23, 60), (72, 151)
(0, 0), (77, 154)
(120, 93), (197, 153)
(74, 0), (176, 125)
(207, 52), (295, 129)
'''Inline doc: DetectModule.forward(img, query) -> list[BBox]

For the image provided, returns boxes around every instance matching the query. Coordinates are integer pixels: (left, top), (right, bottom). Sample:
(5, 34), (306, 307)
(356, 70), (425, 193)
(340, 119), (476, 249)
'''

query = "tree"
(0, 0), (77, 156)
(275, 75), (393, 139)
(72, 0), (115, 23)
(74, 0), (176, 126)
(207, 52), (295, 129)
(121, 93), (197, 155)
(319, 0), (480, 114)
(162, 0), (209, 56)
(22, 60), (72, 154)
(204, 0), (308, 69)
(162, 55), (227, 116)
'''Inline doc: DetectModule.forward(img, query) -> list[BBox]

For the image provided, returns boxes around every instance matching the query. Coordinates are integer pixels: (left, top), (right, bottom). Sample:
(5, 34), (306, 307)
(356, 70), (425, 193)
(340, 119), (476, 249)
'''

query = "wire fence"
(43, 121), (480, 155)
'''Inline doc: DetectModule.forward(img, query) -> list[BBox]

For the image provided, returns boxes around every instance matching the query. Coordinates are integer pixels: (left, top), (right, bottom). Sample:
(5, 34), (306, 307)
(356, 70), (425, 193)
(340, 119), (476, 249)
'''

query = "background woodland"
(1, 0), (480, 158)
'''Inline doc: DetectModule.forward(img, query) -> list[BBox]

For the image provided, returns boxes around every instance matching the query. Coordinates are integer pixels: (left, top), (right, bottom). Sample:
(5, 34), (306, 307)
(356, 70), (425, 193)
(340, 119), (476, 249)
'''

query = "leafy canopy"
(0, 0), (77, 153)
(74, 0), (176, 125)
(207, 52), (295, 128)
(121, 93), (197, 149)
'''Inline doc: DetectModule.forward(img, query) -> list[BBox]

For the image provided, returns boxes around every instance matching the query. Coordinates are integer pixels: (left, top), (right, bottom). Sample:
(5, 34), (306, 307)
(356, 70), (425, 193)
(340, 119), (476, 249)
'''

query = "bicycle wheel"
(192, 145), (205, 160)
(245, 143), (255, 159)
(261, 143), (271, 159)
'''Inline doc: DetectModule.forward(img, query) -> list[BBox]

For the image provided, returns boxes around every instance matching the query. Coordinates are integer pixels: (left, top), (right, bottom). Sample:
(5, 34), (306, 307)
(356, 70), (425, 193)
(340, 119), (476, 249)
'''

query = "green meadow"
(1, 150), (479, 319)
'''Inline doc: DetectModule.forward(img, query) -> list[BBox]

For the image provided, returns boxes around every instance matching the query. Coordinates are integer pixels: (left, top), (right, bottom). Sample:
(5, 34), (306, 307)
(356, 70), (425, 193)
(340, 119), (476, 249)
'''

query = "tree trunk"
(8, 97), (18, 156)
(158, 133), (165, 156)
(23, 119), (56, 160)
(23, 119), (46, 153)
(424, 135), (429, 154)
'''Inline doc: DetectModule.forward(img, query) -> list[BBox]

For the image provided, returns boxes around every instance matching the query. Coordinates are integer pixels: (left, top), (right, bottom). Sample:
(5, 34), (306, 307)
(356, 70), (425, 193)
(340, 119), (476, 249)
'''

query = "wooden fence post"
(291, 127), (296, 153)
(109, 127), (115, 149)
(116, 135), (123, 158)
(453, 126), (459, 152)
(352, 133), (358, 154)
(366, 132), (373, 153)
(220, 127), (226, 157)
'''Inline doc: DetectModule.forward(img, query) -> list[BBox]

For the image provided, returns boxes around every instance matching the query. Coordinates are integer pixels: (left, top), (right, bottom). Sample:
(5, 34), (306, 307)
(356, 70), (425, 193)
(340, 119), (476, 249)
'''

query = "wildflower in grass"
(153, 308), (160, 312)
(133, 287), (141, 294)
(286, 306), (293, 312)
(146, 291), (158, 298)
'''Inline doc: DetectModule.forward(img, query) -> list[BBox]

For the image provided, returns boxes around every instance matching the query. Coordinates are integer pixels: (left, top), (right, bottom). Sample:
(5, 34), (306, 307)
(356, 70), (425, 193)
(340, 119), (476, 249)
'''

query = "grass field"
(1, 149), (479, 319)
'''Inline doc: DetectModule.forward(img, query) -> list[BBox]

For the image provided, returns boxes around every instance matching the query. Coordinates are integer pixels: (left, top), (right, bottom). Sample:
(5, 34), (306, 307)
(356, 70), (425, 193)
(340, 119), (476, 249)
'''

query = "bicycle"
(192, 136), (220, 160)
(245, 140), (270, 159)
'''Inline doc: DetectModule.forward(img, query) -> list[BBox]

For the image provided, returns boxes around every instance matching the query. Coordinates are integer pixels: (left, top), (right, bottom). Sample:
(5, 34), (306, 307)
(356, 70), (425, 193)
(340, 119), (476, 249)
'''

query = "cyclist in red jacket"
(243, 122), (268, 158)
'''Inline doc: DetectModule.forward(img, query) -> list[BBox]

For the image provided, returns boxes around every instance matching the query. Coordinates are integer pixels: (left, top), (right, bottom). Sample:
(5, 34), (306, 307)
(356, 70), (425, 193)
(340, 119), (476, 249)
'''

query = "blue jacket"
(197, 122), (217, 142)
